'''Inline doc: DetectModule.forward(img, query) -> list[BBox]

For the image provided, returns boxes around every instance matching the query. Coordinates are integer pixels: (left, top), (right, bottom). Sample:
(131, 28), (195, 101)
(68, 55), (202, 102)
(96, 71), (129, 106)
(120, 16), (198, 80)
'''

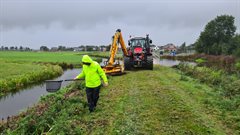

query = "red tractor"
(124, 34), (153, 70)
(102, 29), (153, 75)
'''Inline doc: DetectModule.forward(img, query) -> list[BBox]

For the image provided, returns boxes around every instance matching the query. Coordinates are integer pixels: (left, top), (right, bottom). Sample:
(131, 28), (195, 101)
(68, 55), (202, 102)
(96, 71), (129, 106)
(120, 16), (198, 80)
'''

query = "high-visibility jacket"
(76, 55), (108, 88)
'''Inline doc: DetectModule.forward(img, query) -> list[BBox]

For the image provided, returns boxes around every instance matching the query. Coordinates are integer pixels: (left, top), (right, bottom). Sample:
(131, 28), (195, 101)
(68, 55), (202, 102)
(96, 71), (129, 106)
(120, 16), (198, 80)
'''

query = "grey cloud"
(0, 0), (239, 48)
(1, 1), (139, 30)
(1, 0), (239, 30)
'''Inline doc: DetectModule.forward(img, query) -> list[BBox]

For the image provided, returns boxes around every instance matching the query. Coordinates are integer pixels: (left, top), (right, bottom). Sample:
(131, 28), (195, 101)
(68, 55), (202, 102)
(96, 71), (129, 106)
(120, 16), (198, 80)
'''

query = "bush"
(165, 54), (237, 73)
(195, 58), (206, 64)
(177, 64), (240, 97)
(236, 61), (240, 70)
(224, 80), (240, 98)
(233, 48), (240, 58)
(178, 63), (227, 86)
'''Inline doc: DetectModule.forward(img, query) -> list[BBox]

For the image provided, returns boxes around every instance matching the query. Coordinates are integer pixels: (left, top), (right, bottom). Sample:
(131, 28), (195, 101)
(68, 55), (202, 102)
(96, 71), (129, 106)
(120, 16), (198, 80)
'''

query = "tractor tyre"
(146, 56), (153, 70)
(124, 56), (131, 70)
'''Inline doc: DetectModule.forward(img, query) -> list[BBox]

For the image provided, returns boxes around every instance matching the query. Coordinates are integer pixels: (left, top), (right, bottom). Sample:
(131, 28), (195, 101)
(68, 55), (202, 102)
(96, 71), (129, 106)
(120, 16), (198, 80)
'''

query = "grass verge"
(176, 63), (240, 133)
(1, 65), (238, 134)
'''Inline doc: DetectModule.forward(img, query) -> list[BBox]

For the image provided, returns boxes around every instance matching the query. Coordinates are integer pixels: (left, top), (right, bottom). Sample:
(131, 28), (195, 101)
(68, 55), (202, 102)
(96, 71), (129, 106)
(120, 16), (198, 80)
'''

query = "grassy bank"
(0, 61), (63, 97)
(176, 63), (240, 131)
(1, 66), (238, 134)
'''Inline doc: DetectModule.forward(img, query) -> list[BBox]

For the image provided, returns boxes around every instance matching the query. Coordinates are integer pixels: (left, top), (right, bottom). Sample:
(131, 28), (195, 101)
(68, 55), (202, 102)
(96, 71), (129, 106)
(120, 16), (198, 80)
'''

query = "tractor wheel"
(124, 56), (131, 70)
(146, 56), (153, 70)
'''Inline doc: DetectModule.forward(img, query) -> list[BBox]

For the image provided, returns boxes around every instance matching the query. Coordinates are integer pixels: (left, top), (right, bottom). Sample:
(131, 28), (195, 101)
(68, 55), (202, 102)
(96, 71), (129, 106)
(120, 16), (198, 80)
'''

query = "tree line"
(0, 45), (111, 52)
(40, 45), (111, 52)
(0, 46), (31, 51)
(195, 15), (240, 57)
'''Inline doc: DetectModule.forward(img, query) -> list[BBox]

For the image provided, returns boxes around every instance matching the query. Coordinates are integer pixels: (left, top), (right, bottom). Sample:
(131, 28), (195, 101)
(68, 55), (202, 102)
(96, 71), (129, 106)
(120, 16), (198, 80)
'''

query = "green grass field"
(0, 51), (83, 64)
(2, 66), (239, 134)
(0, 51), (86, 96)
(0, 62), (63, 97)
(0, 51), (108, 96)
(0, 61), (44, 80)
(77, 51), (123, 58)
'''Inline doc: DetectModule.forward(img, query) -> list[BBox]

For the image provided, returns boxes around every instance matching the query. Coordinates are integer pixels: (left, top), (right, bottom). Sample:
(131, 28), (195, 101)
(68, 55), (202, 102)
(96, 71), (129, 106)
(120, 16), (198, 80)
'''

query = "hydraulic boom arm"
(108, 29), (128, 65)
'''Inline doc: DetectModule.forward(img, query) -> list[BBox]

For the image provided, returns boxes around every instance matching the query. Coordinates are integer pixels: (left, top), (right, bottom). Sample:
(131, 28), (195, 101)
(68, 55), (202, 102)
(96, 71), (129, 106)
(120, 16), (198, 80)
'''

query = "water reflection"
(0, 68), (81, 119)
(154, 58), (196, 67)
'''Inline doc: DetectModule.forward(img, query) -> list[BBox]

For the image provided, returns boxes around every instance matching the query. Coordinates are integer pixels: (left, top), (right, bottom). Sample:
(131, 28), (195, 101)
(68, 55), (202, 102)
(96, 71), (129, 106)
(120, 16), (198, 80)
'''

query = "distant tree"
(179, 42), (186, 53)
(86, 46), (93, 51)
(15, 46), (18, 50)
(234, 48), (240, 58)
(186, 44), (196, 53)
(195, 15), (236, 55)
(4, 47), (8, 50)
(99, 45), (106, 51)
(106, 44), (111, 51)
(1, 46), (4, 50)
(58, 46), (66, 51)
(25, 47), (31, 51)
(19, 46), (23, 51)
(10, 46), (15, 50)
(65, 47), (74, 51)
(230, 34), (240, 57)
(40, 46), (49, 51)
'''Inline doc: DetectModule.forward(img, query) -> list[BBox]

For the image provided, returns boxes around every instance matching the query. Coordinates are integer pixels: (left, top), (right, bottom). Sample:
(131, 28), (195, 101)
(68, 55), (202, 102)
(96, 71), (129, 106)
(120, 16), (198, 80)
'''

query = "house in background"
(73, 46), (85, 51)
(100, 46), (107, 52)
(150, 44), (159, 51)
(158, 43), (177, 55)
(162, 43), (177, 52)
(50, 47), (58, 51)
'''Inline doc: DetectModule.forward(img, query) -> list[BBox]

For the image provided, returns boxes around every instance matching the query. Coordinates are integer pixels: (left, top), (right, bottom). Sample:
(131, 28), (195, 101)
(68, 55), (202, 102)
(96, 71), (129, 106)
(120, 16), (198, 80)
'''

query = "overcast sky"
(0, 0), (239, 49)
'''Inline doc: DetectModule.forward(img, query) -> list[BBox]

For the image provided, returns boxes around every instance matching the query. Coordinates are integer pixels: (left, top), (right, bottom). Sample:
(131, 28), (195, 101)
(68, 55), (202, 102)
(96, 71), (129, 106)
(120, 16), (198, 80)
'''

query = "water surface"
(0, 68), (81, 119)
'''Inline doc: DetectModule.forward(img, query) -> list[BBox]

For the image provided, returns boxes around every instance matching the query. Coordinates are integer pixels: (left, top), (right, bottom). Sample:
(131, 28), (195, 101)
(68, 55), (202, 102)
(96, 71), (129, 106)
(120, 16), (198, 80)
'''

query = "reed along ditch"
(0, 68), (81, 119)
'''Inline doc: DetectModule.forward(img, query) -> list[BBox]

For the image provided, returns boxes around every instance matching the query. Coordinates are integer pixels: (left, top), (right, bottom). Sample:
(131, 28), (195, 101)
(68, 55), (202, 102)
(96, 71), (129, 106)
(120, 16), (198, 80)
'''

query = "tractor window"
(131, 39), (146, 48)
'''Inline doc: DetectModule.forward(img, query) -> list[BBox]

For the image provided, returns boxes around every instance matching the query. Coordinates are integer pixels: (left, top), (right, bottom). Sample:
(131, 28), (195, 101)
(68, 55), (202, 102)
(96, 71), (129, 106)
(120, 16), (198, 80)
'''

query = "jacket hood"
(82, 55), (93, 63)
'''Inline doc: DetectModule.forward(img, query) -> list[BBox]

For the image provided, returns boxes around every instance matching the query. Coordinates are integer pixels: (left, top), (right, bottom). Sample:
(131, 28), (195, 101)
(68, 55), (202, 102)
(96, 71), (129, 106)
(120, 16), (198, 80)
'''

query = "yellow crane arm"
(108, 29), (128, 65)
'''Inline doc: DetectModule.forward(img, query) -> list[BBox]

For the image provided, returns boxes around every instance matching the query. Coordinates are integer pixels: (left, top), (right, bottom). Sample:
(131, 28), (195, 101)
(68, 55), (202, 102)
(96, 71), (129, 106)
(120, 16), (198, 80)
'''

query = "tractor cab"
(125, 35), (153, 69)
(129, 38), (146, 48)
(128, 35), (152, 56)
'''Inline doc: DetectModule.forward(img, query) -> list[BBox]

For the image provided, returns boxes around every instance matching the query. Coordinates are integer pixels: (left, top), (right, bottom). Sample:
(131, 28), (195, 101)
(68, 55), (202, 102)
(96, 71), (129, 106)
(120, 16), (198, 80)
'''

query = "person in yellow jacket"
(75, 55), (108, 112)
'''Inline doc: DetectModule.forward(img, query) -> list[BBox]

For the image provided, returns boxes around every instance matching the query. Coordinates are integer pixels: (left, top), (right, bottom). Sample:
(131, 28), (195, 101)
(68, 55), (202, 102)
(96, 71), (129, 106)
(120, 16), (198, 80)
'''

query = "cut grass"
(2, 65), (238, 134)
